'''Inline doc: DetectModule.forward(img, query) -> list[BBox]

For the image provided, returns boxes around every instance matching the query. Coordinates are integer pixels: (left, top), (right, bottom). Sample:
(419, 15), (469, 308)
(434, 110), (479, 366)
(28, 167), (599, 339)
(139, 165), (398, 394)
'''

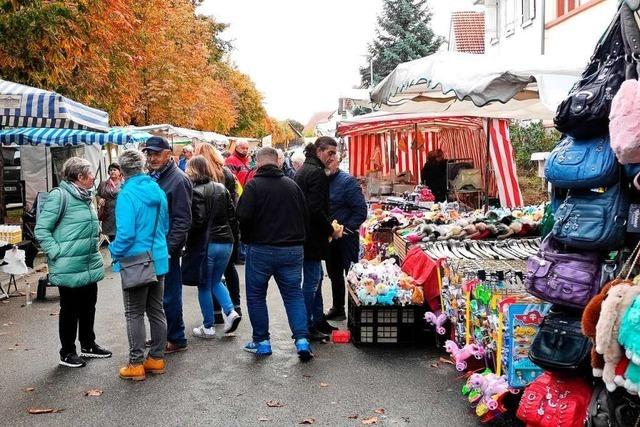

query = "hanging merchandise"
(554, 5), (625, 138)
(586, 384), (640, 427)
(545, 134), (618, 189)
(552, 182), (629, 251)
(610, 80), (640, 164)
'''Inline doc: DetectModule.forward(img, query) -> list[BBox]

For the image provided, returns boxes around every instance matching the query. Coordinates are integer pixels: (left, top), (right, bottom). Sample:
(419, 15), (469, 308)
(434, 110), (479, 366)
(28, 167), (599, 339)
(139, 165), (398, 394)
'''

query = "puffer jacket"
(34, 180), (105, 287)
(191, 179), (238, 244)
(109, 174), (170, 276)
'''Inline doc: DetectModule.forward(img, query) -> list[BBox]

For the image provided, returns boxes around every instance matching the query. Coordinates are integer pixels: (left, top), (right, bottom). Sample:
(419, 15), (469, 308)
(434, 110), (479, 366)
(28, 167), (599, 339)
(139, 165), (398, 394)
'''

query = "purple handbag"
(524, 236), (602, 308)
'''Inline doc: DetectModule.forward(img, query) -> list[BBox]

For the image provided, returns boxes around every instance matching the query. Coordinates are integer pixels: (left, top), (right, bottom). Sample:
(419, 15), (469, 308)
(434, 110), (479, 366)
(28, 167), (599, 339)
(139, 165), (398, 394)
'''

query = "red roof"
(450, 11), (485, 54)
(304, 111), (334, 135)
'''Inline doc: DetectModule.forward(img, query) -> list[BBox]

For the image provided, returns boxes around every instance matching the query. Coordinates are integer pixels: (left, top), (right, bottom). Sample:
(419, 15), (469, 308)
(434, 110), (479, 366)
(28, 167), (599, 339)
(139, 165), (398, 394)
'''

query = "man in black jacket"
(294, 137), (341, 341)
(237, 147), (313, 361)
(143, 136), (193, 354)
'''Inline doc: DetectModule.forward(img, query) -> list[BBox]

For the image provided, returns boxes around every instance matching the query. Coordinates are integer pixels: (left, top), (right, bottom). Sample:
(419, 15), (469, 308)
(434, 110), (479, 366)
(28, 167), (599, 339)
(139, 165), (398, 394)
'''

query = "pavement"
(0, 252), (480, 426)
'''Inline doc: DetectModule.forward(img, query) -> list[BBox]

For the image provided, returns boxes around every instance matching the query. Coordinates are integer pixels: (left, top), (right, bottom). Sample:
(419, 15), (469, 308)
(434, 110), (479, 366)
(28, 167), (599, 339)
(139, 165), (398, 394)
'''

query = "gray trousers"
(123, 277), (167, 364)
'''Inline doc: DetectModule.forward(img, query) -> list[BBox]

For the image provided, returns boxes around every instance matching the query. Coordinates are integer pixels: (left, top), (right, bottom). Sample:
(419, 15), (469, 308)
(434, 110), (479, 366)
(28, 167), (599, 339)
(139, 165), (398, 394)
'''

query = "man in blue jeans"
(143, 137), (193, 354)
(237, 147), (312, 361)
(294, 137), (341, 341)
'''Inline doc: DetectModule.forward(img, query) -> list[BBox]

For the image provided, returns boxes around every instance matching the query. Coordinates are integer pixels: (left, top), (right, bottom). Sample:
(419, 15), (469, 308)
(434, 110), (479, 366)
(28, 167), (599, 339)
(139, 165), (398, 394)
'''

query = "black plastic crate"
(347, 288), (430, 346)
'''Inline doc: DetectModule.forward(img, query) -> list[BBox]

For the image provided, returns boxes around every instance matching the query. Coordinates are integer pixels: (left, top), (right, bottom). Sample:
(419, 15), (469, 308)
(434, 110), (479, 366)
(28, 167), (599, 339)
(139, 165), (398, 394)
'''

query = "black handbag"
(554, 5), (626, 138)
(587, 384), (640, 427)
(118, 209), (159, 291)
(529, 308), (592, 372)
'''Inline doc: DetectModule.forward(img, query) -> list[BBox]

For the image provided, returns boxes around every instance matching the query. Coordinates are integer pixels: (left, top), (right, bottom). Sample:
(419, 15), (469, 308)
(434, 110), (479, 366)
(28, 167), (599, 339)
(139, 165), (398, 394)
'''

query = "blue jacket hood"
(123, 174), (164, 208)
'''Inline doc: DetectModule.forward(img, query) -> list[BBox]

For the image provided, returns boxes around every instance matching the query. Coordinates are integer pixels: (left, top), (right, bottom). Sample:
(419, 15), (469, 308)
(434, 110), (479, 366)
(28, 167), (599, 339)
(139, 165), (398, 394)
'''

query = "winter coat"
(193, 179), (238, 244)
(225, 152), (253, 187)
(222, 167), (238, 204)
(96, 178), (121, 236)
(294, 154), (333, 260)
(34, 180), (105, 287)
(152, 160), (192, 256)
(329, 169), (367, 268)
(238, 164), (307, 246)
(109, 174), (170, 276)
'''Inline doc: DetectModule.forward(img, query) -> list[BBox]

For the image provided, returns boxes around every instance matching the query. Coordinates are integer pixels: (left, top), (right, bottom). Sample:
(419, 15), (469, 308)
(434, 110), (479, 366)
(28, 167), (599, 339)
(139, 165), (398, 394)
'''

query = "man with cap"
(178, 144), (194, 172)
(143, 136), (193, 353)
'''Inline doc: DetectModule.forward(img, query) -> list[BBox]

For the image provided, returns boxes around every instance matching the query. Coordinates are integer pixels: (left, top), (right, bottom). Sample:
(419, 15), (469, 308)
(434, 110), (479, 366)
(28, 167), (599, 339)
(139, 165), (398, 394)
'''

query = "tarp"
(369, 52), (584, 120)
(0, 127), (151, 146)
(0, 79), (109, 132)
(128, 124), (228, 145)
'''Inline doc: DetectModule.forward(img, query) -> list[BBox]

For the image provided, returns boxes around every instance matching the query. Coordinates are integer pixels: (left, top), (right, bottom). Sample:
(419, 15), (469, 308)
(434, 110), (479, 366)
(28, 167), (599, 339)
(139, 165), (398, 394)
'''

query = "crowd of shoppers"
(35, 136), (368, 377)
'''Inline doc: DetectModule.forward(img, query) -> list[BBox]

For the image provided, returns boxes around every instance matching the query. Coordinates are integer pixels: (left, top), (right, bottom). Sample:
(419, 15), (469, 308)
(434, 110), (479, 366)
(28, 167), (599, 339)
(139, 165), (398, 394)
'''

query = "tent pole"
(484, 118), (491, 212)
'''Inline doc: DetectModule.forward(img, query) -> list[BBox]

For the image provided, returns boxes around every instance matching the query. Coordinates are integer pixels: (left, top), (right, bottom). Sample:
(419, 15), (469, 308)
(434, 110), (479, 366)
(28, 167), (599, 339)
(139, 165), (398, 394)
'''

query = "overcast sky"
(199, 0), (480, 125)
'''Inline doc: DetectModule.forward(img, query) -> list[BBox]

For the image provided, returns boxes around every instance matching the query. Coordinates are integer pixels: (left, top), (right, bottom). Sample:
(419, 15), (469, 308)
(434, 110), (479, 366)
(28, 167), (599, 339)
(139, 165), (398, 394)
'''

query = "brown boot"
(119, 363), (146, 381)
(143, 357), (166, 375)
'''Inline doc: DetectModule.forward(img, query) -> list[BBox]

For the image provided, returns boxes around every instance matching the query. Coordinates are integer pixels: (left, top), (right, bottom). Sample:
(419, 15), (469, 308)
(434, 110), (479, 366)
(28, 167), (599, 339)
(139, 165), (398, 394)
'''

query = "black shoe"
(309, 328), (329, 342)
(214, 312), (224, 325)
(316, 320), (338, 335)
(325, 308), (346, 321)
(235, 306), (242, 317)
(59, 353), (87, 368)
(80, 343), (113, 359)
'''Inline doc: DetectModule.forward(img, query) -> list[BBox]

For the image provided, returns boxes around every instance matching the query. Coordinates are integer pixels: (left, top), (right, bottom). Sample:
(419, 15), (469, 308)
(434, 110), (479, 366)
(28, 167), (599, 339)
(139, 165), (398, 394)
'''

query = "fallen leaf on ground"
(24, 388), (34, 392)
(236, 392), (244, 397)
(374, 408), (385, 415)
(84, 389), (103, 397)
(300, 418), (315, 424)
(430, 363), (438, 368)
(8, 347), (15, 351)
(361, 417), (378, 425)
(402, 416), (410, 422)
(18, 291), (25, 296)
(302, 374), (312, 378)
(49, 312), (59, 317)
(266, 400), (285, 408)
(439, 357), (454, 366)
(319, 382), (329, 388)
(258, 416), (271, 422)
(347, 414), (359, 419)
(28, 408), (63, 414)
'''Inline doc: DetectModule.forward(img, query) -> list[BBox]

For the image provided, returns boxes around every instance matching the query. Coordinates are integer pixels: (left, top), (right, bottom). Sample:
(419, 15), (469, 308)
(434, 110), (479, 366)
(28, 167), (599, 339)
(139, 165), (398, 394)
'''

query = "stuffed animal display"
(347, 258), (424, 306)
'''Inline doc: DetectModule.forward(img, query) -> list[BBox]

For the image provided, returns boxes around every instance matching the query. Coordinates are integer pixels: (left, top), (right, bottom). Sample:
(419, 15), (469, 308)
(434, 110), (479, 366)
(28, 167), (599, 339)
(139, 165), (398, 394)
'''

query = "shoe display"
(295, 338), (313, 362)
(309, 328), (330, 342)
(222, 310), (242, 334)
(244, 340), (272, 356)
(59, 353), (86, 368)
(143, 357), (166, 375)
(192, 325), (216, 339)
(165, 342), (188, 354)
(119, 363), (146, 381)
(80, 343), (112, 359)
(325, 308), (346, 321)
(316, 320), (338, 335)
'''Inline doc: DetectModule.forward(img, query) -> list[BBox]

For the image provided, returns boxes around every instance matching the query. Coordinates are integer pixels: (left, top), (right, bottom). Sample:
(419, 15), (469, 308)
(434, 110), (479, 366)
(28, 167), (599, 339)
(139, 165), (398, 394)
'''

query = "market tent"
(0, 79), (109, 132)
(369, 52), (583, 120)
(128, 124), (229, 145)
(0, 127), (150, 146)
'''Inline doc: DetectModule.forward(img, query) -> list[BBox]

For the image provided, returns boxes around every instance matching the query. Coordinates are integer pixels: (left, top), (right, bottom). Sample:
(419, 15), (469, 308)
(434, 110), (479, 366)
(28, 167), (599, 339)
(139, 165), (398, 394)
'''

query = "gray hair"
(62, 157), (92, 182)
(291, 149), (305, 165)
(183, 144), (194, 153)
(256, 147), (278, 164)
(118, 149), (146, 178)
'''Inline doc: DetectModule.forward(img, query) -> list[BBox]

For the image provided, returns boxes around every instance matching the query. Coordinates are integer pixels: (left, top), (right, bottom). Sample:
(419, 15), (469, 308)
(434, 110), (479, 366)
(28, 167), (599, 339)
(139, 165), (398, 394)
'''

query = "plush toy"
(377, 285), (397, 305)
(424, 312), (447, 335)
(445, 340), (485, 371)
(619, 295), (640, 364)
(356, 288), (378, 306)
(467, 372), (509, 411)
(411, 286), (425, 305)
(397, 289), (413, 306)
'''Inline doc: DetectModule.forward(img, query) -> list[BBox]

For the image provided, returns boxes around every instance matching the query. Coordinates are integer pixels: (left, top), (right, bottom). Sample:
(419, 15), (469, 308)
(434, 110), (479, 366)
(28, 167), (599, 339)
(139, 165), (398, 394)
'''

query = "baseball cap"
(142, 136), (172, 152)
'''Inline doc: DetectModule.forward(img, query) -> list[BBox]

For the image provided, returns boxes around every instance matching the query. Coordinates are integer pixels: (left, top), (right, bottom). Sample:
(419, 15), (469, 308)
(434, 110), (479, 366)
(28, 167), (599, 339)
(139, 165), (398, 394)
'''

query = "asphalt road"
(0, 254), (480, 426)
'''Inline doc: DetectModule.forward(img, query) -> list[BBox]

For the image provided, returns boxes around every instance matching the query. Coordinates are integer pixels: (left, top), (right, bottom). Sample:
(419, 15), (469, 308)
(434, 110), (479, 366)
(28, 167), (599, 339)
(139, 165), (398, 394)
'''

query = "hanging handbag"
(545, 134), (618, 189)
(529, 308), (593, 372)
(524, 236), (602, 308)
(587, 384), (640, 427)
(118, 208), (159, 291)
(554, 6), (626, 138)
(552, 181), (629, 251)
(517, 372), (593, 427)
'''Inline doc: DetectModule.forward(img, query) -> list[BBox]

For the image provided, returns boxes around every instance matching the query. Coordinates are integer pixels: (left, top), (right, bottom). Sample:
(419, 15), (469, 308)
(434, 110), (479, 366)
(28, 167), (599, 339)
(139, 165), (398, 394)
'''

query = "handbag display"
(545, 134), (618, 189)
(517, 372), (592, 427)
(554, 6), (626, 138)
(529, 308), (592, 372)
(118, 209), (159, 291)
(552, 182), (629, 251)
(587, 384), (640, 427)
(524, 236), (602, 308)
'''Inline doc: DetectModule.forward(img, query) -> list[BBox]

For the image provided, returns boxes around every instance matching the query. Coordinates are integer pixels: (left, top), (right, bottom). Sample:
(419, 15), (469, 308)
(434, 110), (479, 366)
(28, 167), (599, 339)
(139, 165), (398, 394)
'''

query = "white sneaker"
(192, 325), (216, 339)
(222, 310), (242, 334)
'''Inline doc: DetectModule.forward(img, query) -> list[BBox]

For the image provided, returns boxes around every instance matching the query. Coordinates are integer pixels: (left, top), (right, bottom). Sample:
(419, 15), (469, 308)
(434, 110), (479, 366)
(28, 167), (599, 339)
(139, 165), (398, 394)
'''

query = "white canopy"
(369, 52), (585, 120)
(125, 124), (229, 145)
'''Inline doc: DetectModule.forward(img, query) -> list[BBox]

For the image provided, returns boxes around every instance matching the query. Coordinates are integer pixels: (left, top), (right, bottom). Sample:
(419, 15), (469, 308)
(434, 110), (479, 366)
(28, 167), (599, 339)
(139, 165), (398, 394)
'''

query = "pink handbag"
(610, 79), (640, 164)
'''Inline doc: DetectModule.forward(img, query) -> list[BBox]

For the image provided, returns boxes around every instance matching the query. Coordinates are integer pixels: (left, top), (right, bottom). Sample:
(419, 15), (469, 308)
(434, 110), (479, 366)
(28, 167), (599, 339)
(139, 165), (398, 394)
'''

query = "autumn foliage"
(0, 0), (269, 136)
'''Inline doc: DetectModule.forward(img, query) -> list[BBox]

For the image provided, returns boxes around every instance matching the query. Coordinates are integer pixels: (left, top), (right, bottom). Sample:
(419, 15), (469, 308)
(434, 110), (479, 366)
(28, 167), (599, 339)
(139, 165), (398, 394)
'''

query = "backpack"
(36, 188), (69, 231)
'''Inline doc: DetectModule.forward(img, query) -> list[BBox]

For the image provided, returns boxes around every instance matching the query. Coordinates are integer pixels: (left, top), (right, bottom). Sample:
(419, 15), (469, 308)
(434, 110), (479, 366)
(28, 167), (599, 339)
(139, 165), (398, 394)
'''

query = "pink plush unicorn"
(424, 312), (447, 335)
(444, 340), (485, 371)
(468, 373), (509, 410)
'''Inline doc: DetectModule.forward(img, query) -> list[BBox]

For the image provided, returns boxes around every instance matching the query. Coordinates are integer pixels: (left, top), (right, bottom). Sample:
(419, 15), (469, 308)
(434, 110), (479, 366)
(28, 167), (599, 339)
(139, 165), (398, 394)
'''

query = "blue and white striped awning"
(0, 127), (151, 147)
(0, 79), (110, 132)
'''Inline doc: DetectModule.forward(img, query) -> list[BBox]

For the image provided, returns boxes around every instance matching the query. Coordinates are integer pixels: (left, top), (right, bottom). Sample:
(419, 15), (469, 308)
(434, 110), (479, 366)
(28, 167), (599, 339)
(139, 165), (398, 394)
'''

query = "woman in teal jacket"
(34, 157), (110, 369)
(109, 149), (170, 381)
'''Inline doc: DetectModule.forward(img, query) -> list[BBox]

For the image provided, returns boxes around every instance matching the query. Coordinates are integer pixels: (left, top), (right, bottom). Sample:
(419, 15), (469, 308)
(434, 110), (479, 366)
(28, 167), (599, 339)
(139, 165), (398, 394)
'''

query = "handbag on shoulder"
(118, 208), (160, 291)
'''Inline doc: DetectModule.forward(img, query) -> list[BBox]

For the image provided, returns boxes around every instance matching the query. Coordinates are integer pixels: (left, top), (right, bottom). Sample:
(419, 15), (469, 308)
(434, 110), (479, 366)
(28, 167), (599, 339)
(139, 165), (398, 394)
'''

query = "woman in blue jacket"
(110, 149), (170, 381)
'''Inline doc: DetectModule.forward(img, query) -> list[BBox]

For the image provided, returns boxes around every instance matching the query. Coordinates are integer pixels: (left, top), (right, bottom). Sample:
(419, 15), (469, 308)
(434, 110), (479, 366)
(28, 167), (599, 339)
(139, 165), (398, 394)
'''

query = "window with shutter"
(504, 0), (516, 36)
(521, 0), (536, 26)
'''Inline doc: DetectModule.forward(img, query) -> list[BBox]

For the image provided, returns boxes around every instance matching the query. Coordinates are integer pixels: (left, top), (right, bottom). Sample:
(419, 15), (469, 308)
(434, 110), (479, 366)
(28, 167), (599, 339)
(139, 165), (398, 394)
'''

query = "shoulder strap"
(150, 206), (159, 253)
(53, 188), (68, 230)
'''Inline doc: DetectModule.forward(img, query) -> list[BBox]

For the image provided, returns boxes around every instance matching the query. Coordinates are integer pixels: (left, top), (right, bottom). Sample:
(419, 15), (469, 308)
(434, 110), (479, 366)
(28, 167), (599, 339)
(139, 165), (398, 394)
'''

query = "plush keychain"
(424, 312), (448, 335)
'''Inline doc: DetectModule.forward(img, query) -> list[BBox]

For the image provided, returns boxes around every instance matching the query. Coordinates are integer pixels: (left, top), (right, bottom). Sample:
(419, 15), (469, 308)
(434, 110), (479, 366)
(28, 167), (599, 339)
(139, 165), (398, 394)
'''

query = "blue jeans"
(245, 244), (308, 342)
(198, 243), (234, 328)
(302, 260), (324, 328)
(164, 256), (186, 346)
